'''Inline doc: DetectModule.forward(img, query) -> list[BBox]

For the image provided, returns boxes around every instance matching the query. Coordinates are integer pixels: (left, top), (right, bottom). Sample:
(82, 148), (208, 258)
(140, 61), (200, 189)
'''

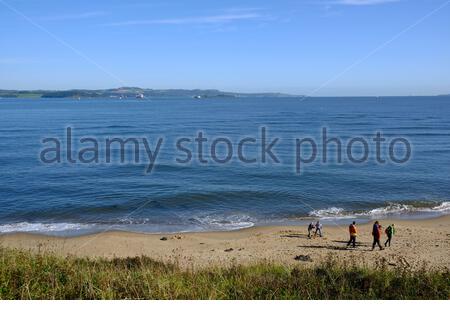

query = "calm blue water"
(1, 96), (450, 235)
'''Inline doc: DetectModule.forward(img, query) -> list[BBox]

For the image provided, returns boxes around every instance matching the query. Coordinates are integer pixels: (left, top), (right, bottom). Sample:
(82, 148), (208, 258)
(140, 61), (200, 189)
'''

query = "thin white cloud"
(222, 7), (265, 13)
(335, 0), (400, 5)
(102, 13), (268, 27)
(42, 11), (108, 21)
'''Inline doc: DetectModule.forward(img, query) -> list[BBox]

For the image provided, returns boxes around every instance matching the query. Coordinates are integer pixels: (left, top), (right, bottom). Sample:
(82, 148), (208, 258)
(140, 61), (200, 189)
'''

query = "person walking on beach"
(384, 224), (395, 247)
(372, 221), (384, 251)
(314, 221), (323, 237)
(307, 222), (315, 238)
(347, 221), (357, 248)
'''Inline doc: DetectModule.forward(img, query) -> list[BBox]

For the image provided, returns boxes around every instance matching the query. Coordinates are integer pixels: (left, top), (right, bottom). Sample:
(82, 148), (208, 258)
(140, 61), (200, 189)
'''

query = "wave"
(308, 201), (450, 219)
(432, 201), (450, 211)
(116, 214), (254, 231)
(309, 207), (349, 219)
(1, 202), (449, 235)
(0, 213), (256, 234)
(0, 222), (96, 233)
(188, 214), (255, 231)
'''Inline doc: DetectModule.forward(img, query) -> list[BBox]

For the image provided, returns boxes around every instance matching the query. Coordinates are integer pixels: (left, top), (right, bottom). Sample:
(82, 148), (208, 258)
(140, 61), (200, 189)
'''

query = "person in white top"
(314, 221), (323, 237)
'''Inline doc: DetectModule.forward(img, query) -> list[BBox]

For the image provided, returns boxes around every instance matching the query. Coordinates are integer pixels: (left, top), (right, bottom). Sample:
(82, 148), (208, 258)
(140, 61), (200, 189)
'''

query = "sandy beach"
(1, 216), (449, 270)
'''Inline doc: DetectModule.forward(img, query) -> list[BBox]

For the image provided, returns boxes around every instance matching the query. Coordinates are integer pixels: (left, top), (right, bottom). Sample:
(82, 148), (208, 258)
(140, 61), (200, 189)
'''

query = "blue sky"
(1, 0), (449, 95)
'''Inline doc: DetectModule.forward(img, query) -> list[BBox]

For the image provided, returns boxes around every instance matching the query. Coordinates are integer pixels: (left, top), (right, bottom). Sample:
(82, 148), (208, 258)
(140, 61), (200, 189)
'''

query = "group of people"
(307, 221), (323, 238)
(346, 220), (396, 250)
(307, 220), (396, 250)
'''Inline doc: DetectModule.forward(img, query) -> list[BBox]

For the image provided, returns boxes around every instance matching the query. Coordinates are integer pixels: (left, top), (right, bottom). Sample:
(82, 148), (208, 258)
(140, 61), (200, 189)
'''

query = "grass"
(0, 247), (448, 299)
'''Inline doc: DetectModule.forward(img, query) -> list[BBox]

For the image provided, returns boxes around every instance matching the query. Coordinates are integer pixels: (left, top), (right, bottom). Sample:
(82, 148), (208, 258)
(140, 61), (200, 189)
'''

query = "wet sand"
(1, 216), (449, 270)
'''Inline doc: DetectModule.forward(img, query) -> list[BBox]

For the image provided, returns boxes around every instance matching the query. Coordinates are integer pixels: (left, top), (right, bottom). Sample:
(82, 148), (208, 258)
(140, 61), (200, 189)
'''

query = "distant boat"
(194, 95), (202, 99)
(136, 93), (144, 99)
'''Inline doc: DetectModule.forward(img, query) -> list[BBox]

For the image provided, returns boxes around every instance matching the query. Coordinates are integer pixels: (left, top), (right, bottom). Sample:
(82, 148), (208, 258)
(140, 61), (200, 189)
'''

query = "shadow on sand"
(297, 243), (374, 252)
(280, 233), (310, 239)
(282, 233), (374, 251)
(296, 244), (349, 251)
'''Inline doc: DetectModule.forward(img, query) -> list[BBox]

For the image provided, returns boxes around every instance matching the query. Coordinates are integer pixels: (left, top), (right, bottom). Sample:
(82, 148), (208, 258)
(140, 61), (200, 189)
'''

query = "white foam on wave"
(118, 214), (255, 231)
(432, 202), (450, 212)
(192, 214), (255, 230)
(0, 216), (255, 235)
(308, 201), (450, 219)
(366, 203), (416, 216)
(361, 202), (450, 216)
(0, 222), (94, 234)
(308, 207), (354, 219)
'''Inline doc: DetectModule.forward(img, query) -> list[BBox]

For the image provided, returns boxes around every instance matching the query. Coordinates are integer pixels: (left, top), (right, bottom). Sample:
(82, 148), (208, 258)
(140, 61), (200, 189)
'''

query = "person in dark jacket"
(307, 222), (315, 238)
(384, 224), (395, 247)
(372, 221), (384, 250)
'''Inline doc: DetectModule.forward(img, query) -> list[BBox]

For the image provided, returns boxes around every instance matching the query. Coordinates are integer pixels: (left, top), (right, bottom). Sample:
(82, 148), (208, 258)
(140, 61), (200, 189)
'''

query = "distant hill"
(0, 87), (301, 99)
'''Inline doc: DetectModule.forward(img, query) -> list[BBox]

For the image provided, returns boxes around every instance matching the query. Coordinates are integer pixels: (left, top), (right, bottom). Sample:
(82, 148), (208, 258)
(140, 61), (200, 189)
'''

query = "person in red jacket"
(347, 221), (357, 248)
(371, 221), (384, 251)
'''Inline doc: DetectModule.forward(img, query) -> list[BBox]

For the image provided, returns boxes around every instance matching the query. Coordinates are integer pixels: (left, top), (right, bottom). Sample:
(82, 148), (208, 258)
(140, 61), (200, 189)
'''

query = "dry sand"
(1, 216), (449, 270)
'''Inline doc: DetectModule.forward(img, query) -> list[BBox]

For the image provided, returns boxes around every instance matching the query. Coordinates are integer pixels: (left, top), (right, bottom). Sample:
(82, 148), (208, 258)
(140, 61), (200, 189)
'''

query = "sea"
(0, 96), (449, 235)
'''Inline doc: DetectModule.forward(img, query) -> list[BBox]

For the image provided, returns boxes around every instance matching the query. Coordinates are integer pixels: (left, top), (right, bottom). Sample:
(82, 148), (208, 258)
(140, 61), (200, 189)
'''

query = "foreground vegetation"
(0, 247), (448, 299)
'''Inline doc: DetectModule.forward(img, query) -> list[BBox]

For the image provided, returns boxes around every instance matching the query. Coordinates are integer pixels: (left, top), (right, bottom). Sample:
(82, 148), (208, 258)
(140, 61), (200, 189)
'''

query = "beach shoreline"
(1, 215), (449, 270)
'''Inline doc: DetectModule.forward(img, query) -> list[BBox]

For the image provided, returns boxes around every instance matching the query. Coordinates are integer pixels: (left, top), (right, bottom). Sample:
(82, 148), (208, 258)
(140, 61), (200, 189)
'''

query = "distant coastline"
(1, 88), (449, 99)
(0, 87), (301, 99)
